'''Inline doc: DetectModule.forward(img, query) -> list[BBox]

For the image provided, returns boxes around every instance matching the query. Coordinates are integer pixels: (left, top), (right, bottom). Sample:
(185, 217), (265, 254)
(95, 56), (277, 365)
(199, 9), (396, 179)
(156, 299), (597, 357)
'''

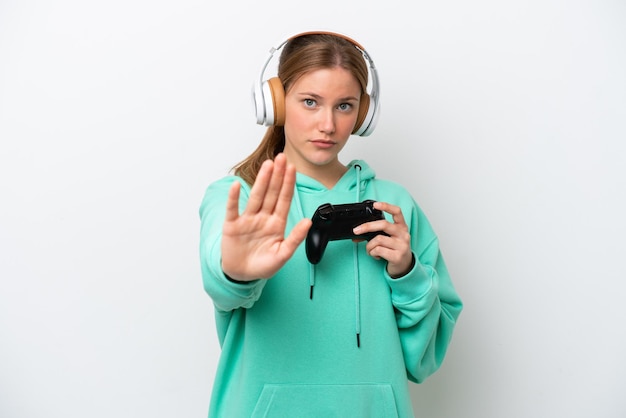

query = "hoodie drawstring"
(353, 164), (362, 347)
(292, 186), (316, 299)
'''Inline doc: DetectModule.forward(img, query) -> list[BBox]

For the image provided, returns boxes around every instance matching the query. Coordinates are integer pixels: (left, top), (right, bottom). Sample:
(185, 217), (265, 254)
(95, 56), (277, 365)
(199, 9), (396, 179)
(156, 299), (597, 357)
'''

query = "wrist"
(224, 272), (249, 284)
(388, 253), (416, 279)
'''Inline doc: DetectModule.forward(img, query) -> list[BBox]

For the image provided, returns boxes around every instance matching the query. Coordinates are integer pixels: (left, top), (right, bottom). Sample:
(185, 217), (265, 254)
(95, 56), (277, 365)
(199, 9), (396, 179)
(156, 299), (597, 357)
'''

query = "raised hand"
(221, 153), (312, 282)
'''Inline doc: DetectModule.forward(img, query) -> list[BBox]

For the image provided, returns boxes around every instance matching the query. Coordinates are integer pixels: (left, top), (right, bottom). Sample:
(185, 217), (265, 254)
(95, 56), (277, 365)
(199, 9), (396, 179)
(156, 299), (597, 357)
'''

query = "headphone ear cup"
(267, 77), (286, 126)
(252, 79), (266, 125)
(354, 92), (379, 137)
(257, 77), (285, 126)
(352, 93), (371, 135)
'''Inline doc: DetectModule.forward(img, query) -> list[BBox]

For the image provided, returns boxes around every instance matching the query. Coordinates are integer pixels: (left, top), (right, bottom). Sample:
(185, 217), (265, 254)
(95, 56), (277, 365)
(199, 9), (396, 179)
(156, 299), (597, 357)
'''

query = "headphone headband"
(252, 31), (380, 137)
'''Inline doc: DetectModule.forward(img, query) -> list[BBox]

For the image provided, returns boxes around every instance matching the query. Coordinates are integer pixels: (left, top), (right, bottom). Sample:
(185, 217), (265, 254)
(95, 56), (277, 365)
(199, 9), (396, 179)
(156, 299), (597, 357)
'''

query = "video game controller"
(305, 200), (387, 264)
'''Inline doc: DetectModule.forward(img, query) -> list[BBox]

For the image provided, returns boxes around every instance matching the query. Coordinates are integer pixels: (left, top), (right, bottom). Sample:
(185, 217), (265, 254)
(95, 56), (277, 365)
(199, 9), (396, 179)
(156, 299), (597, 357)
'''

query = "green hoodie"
(199, 160), (463, 418)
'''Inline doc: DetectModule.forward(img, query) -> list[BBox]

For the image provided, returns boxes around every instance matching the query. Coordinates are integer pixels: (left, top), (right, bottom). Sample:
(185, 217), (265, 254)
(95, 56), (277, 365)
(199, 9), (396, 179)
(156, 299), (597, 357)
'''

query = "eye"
(338, 103), (353, 112)
(304, 98), (316, 108)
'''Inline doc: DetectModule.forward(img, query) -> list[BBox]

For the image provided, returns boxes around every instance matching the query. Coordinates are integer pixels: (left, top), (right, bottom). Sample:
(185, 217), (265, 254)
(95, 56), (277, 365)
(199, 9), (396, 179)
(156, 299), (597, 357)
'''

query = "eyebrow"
(296, 92), (359, 102)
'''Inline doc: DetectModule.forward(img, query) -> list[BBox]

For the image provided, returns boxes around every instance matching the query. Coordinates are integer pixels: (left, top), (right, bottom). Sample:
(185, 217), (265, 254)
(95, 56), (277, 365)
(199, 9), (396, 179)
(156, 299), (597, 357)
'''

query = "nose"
(317, 108), (336, 134)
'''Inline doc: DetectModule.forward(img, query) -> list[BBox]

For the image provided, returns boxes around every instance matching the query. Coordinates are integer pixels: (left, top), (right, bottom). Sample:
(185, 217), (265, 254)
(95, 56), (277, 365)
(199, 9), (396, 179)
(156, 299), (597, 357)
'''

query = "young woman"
(199, 31), (463, 418)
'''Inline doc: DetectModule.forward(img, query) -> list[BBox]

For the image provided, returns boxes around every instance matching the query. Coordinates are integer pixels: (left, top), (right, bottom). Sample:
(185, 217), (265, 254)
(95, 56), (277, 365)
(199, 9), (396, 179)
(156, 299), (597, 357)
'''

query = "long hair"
(232, 33), (369, 186)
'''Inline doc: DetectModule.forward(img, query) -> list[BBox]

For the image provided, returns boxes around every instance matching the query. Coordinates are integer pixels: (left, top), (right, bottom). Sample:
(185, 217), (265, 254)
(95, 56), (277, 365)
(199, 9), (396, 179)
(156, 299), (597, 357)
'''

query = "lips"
(310, 140), (336, 149)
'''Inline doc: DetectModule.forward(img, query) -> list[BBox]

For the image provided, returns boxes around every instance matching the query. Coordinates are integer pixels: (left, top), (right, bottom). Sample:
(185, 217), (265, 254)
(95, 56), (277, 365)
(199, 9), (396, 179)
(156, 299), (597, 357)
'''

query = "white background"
(1, 0), (625, 417)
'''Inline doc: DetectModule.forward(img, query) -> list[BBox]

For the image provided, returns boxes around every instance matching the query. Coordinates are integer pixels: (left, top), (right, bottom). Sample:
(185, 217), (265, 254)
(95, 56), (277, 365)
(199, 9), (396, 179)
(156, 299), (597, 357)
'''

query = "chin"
(307, 153), (340, 167)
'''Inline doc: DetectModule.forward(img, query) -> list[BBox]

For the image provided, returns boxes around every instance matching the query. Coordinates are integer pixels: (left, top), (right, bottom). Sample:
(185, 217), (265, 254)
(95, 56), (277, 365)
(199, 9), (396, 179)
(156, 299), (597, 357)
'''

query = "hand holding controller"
(305, 200), (387, 264)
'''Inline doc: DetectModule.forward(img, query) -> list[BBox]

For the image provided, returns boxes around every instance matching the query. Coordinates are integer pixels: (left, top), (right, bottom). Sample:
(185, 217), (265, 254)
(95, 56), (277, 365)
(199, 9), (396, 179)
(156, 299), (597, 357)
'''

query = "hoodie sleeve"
(384, 200), (463, 384)
(199, 176), (267, 313)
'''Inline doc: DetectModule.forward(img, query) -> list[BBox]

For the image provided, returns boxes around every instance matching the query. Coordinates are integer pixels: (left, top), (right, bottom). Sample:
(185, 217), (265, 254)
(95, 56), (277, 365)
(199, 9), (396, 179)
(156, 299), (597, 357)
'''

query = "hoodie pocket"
(251, 383), (399, 418)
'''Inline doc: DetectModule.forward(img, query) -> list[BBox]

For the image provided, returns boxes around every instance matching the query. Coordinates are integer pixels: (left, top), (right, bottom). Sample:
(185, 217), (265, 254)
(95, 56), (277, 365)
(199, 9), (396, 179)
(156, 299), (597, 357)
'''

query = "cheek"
(283, 115), (301, 141)
(284, 105), (308, 131)
(337, 114), (359, 135)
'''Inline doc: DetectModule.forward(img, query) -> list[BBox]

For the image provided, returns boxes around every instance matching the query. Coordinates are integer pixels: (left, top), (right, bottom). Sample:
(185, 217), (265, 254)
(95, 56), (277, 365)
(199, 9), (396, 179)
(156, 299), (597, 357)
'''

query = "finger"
(224, 181), (241, 222)
(366, 240), (399, 262)
(374, 201), (407, 226)
(279, 218), (312, 259)
(261, 153), (287, 213)
(353, 219), (390, 236)
(274, 159), (297, 218)
(366, 228), (411, 253)
(368, 241), (413, 277)
(245, 159), (274, 214)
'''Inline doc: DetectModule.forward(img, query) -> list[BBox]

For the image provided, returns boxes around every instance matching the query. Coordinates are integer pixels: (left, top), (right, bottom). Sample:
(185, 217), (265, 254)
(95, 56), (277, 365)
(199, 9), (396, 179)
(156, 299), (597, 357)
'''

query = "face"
(282, 67), (362, 179)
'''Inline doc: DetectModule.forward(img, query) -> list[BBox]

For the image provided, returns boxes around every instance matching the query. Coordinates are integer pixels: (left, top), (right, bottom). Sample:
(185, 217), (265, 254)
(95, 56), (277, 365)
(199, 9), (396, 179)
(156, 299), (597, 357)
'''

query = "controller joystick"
(305, 200), (387, 264)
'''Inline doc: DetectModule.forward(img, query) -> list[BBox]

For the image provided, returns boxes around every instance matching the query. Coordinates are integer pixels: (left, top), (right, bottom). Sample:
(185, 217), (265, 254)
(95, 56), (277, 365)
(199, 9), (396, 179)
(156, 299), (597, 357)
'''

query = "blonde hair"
(232, 33), (369, 186)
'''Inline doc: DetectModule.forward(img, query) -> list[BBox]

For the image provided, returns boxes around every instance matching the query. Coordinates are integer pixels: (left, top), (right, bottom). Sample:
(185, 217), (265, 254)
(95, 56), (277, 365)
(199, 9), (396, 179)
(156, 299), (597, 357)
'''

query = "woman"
(199, 31), (463, 418)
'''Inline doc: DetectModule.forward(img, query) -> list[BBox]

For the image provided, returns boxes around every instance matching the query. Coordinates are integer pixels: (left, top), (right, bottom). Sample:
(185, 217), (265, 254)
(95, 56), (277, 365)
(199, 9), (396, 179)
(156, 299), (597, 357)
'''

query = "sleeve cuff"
(385, 255), (436, 303)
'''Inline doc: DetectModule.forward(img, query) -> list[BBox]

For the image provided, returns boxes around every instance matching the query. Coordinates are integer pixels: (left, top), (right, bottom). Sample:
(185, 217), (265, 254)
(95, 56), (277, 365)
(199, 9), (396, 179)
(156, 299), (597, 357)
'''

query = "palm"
(221, 154), (311, 281)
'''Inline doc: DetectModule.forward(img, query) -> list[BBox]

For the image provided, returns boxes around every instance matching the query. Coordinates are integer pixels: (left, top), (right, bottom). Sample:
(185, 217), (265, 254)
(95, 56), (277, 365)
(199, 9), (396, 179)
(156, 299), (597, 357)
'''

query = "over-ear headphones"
(252, 31), (381, 137)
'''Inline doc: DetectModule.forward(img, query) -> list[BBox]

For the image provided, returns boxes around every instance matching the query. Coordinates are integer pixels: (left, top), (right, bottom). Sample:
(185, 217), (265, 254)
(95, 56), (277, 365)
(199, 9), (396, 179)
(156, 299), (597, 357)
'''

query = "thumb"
(279, 218), (313, 258)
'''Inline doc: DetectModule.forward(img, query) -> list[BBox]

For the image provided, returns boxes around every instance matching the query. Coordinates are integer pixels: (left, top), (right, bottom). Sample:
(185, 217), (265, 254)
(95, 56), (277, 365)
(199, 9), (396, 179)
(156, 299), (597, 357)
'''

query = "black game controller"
(305, 200), (387, 264)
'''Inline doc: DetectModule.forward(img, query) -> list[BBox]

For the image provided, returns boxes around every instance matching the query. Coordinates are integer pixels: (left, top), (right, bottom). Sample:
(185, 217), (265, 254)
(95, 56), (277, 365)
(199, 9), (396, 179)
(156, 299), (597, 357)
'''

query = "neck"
(299, 161), (347, 189)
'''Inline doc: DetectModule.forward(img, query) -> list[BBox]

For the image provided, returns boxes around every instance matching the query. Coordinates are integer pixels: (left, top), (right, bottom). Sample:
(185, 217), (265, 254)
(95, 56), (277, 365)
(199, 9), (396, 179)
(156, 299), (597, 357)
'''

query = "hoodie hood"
(292, 160), (377, 347)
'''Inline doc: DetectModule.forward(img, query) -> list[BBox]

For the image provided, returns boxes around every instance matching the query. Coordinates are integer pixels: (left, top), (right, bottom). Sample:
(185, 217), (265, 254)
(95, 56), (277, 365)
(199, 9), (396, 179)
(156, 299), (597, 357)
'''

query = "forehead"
(288, 67), (361, 96)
